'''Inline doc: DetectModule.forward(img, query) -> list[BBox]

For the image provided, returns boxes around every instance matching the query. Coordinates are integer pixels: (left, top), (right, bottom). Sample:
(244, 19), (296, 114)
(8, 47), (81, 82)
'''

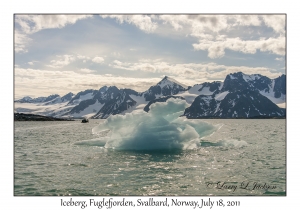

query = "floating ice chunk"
(91, 98), (217, 150)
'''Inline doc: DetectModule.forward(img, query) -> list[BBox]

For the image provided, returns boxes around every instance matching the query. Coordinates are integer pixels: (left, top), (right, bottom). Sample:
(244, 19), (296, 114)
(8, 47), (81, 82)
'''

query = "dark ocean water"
(14, 119), (285, 196)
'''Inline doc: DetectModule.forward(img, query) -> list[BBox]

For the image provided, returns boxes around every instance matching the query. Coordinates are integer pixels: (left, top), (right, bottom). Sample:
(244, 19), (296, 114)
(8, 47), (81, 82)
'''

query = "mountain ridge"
(14, 72), (286, 119)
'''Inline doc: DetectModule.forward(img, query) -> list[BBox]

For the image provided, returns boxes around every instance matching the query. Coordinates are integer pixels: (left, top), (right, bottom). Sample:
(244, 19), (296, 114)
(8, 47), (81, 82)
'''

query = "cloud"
(232, 15), (262, 26)
(47, 55), (75, 68)
(261, 15), (286, 34)
(157, 15), (284, 35)
(14, 30), (31, 53)
(15, 15), (93, 34)
(157, 15), (285, 58)
(92, 56), (105, 63)
(101, 15), (157, 33)
(78, 68), (96, 74)
(45, 54), (105, 68)
(193, 36), (285, 58)
(112, 60), (157, 73)
(157, 15), (230, 34)
(103, 15), (285, 59)
(110, 59), (282, 84)
(14, 67), (160, 98)
(104, 15), (285, 58)
(27, 61), (38, 66)
(275, 57), (284, 61)
(159, 15), (186, 31)
(77, 55), (90, 60)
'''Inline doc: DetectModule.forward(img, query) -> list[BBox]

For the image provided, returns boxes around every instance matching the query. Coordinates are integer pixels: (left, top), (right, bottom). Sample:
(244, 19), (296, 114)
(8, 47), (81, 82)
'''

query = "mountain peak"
(158, 76), (187, 89)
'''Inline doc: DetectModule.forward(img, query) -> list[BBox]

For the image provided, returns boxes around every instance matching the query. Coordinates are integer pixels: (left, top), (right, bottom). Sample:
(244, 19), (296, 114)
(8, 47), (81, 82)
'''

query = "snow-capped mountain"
(220, 72), (286, 106)
(14, 72), (286, 119)
(93, 89), (138, 119)
(92, 76), (187, 118)
(176, 81), (223, 104)
(183, 72), (286, 118)
(142, 76), (187, 101)
(184, 89), (285, 118)
(67, 89), (97, 105)
(14, 92), (76, 117)
(61, 92), (75, 102)
(65, 86), (121, 118)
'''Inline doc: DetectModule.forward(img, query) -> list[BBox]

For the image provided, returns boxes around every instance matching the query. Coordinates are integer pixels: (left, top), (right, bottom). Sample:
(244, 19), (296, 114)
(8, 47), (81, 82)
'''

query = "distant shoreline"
(14, 112), (286, 121)
(14, 113), (74, 121)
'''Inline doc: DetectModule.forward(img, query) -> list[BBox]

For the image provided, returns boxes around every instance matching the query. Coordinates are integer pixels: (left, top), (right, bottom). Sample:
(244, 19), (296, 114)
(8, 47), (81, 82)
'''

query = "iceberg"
(90, 98), (218, 150)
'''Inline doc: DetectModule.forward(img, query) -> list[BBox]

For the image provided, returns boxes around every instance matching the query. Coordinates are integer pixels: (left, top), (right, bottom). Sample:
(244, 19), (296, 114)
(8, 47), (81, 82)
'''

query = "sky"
(14, 14), (286, 99)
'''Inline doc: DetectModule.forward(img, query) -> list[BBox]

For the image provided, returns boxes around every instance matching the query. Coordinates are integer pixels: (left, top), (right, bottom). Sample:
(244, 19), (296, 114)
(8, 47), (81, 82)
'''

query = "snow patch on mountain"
(260, 90), (286, 108)
(199, 87), (215, 95)
(67, 101), (104, 118)
(176, 82), (220, 104)
(15, 102), (74, 117)
(242, 74), (261, 82)
(215, 91), (229, 101)
(70, 92), (94, 105)
(187, 84), (203, 95)
(229, 74), (236, 79)
(129, 94), (147, 110)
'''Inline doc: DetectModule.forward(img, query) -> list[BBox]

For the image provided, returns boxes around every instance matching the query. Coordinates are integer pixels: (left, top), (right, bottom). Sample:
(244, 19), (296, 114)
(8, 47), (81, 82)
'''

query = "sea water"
(14, 119), (286, 196)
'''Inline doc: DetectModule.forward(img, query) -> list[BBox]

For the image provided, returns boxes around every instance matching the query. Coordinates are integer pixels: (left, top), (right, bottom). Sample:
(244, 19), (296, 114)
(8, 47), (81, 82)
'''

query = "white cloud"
(159, 15), (186, 30)
(186, 15), (229, 33)
(78, 68), (96, 74)
(15, 15), (93, 34)
(233, 15), (262, 26)
(158, 15), (284, 35)
(275, 57), (284, 61)
(14, 30), (31, 53)
(47, 55), (75, 68)
(104, 15), (285, 58)
(193, 36), (285, 58)
(101, 15), (157, 33)
(14, 67), (160, 97)
(45, 54), (105, 68)
(27, 61), (38, 65)
(262, 15), (286, 34)
(92, 56), (105, 63)
(110, 59), (281, 83)
(77, 55), (90, 60)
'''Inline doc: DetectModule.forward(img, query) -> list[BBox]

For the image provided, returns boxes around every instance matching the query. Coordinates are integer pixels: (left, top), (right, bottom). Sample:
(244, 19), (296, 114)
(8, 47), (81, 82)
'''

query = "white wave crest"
(200, 139), (248, 148)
